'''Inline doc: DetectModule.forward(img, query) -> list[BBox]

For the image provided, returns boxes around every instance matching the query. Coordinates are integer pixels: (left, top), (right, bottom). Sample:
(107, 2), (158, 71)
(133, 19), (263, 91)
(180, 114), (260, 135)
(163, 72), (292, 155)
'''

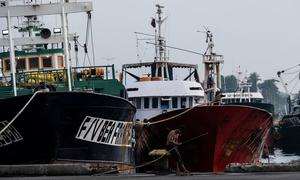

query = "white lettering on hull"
(76, 116), (133, 147)
(0, 120), (23, 148)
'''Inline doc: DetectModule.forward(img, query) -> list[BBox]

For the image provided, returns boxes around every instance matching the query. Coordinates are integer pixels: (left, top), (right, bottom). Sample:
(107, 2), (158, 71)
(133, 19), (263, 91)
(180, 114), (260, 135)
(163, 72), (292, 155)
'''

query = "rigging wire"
(135, 33), (141, 62)
(283, 69), (300, 75)
(282, 64), (300, 73)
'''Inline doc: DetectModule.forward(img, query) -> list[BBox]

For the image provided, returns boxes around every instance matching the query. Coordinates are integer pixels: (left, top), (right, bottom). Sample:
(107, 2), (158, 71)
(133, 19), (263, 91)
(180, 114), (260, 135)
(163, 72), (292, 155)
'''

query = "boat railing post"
(112, 64), (115, 79)
(106, 66), (108, 79)
(7, 6), (17, 96)
(61, 0), (72, 92)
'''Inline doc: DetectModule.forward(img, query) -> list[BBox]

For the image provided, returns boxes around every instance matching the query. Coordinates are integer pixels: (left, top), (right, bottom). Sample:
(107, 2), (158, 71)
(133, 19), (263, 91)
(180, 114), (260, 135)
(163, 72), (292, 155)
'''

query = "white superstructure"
(122, 5), (204, 121)
(126, 79), (204, 121)
(222, 79), (264, 104)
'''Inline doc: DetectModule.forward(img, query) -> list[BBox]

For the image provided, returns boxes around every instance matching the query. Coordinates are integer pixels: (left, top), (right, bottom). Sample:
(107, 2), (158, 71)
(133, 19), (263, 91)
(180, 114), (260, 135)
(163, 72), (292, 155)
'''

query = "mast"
(202, 29), (224, 103)
(154, 4), (169, 80)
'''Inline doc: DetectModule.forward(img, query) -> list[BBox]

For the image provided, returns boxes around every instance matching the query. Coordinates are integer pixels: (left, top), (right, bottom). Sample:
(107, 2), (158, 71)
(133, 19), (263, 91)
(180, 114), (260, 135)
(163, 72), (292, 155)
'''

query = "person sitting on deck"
(166, 127), (190, 176)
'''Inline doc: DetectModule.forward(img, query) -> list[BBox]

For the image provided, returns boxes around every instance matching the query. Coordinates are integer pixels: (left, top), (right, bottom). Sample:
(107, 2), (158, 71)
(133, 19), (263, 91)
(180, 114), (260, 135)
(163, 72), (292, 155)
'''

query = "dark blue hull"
(277, 113), (300, 154)
(0, 92), (136, 165)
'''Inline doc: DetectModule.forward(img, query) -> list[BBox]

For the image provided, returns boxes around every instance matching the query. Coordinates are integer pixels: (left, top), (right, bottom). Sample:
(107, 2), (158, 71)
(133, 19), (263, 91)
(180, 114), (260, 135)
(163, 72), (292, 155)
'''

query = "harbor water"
(261, 148), (300, 163)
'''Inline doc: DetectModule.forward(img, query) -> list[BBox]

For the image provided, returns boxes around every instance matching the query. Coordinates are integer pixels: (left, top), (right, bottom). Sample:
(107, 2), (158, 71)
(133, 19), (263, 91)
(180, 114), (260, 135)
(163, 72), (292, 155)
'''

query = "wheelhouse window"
(172, 97), (178, 108)
(136, 98), (141, 109)
(152, 97), (158, 108)
(161, 98), (170, 109)
(194, 97), (200, 104)
(144, 97), (149, 109)
(181, 97), (187, 108)
(57, 56), (64, 68)
(189, 97), (193, 107)
(42, 57), (52, 68)
(16, 58), (26, 71)
(3, 59), (10, 71)
(29, 57), (39, 69)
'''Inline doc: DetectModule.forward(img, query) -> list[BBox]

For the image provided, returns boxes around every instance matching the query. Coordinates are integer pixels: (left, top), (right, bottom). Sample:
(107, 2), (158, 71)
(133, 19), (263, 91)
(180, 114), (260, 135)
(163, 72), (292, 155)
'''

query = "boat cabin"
(123, 62), (204, 121)
(1, 49), (64, 73)
(221, 82), (264, 104)
(222, 92), (263, 104)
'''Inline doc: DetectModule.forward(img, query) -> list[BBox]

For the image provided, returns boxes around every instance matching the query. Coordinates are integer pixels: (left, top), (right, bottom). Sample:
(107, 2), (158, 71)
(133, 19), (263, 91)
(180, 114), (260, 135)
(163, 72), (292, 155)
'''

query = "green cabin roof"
(0, 49), (64, 59)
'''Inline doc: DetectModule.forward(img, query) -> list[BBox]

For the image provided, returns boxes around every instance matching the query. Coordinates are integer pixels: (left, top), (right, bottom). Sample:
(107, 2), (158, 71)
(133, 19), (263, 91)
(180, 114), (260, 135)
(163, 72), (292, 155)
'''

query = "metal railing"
(0, 65), (116, 98)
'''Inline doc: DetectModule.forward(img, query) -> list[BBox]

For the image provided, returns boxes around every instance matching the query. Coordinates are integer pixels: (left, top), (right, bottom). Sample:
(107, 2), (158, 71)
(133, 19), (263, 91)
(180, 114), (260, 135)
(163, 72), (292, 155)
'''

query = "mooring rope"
(135, 104), (205, 126)
(0, 91), (40, 136)
(95, 132), (208, 175)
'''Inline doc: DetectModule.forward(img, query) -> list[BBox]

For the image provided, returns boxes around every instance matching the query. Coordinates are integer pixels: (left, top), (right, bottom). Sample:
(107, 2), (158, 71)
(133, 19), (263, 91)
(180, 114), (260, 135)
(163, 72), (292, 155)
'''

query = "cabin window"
(172, 97), (178, 108)
(29, 57), (39, 69)
(181, 97), (187, 108)
(144, 97), (149, 109)
(194, 97), (200, 104)
(152, 97), (158, 108)
(189, 97), (193, 107)
(136, 98), (141, 109)
(16, 58), (26, 71)
(42, 57), (52, 68)
(161, 99), (169, 109)
(57, 56), (64, 68)
(4, 59), (10, 71)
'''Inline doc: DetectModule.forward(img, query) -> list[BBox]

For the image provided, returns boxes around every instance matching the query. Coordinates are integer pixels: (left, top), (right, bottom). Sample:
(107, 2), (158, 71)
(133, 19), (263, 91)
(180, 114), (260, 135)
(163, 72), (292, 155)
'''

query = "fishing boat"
(221, 72), (275, 157)
(122, 5), (205, 122)
(0, 0), (136, 170)
(222, 74), (274, 113)
(276, 65), (300, 154)
(131, 4), (272, 172)
(277, 98), (300, 154)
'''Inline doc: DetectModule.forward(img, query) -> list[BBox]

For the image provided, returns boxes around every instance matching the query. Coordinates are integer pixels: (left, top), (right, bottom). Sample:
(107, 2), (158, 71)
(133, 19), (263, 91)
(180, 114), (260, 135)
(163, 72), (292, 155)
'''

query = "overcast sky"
(1, 0), (300, 89)
(66, 0), (300, 82)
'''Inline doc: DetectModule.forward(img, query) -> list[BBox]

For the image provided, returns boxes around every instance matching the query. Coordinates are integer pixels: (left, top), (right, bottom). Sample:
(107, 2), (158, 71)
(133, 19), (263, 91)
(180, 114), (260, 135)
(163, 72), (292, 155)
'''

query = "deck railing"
(0, 65), (116, 98)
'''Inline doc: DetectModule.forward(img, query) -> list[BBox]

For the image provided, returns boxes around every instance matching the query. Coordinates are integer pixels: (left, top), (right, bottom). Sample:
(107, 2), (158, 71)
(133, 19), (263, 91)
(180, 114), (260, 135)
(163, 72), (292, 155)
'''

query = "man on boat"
(213, 90), (223, 105)
(166, 127), (190, 176)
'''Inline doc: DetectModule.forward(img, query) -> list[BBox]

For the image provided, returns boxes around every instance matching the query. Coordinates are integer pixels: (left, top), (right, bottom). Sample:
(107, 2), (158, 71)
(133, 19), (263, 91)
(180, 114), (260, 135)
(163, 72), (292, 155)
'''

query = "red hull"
(137, 105), (272, 172)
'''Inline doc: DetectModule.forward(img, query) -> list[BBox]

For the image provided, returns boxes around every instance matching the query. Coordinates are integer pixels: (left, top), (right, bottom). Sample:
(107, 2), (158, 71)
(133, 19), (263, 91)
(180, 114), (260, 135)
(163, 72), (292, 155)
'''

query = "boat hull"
(0, 92), (136, 166)
(137, 105), (272, 172)
(277, 113), (300, 154)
